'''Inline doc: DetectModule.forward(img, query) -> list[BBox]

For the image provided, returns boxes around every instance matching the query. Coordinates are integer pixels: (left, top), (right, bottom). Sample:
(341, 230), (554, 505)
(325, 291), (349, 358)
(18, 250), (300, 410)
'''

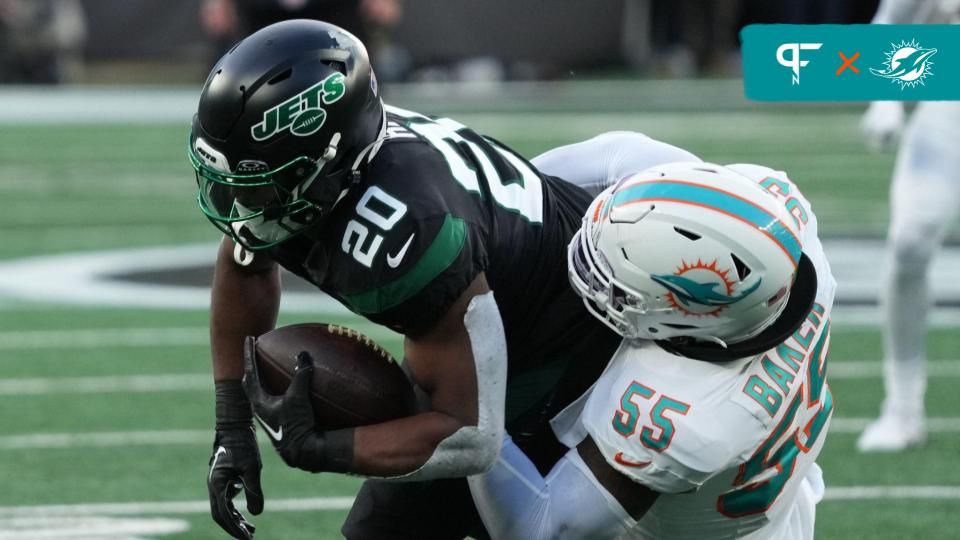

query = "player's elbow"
(455, 423), (503, 475)
(427, 423), (503, 477)
(465, 426), (502, 474)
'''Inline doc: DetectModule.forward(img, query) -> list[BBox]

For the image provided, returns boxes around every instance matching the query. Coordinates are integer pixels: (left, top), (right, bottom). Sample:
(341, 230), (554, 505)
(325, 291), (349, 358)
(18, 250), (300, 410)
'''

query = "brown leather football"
(254, 323), (418, 430)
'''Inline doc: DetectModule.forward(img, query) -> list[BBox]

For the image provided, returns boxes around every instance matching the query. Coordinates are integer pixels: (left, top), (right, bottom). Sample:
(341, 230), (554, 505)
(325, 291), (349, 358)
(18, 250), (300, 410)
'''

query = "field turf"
(0, 93), (958, 538)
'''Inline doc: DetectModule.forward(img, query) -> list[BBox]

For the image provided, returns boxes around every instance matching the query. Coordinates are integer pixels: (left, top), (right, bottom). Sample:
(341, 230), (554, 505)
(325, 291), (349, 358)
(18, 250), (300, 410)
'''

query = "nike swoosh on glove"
(207, 425), (263, 539)
(242, 336), (331, 472)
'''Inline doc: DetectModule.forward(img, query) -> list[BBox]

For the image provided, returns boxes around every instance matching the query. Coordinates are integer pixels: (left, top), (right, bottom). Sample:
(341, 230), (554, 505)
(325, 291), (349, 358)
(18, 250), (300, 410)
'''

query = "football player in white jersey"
(468, 134), (836, 539)
(857, 0), (960, 452)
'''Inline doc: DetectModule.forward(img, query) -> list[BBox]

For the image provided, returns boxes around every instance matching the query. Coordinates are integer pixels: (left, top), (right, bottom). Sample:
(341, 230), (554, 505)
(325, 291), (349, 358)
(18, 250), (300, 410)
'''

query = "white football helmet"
(568, 162), (806, 347)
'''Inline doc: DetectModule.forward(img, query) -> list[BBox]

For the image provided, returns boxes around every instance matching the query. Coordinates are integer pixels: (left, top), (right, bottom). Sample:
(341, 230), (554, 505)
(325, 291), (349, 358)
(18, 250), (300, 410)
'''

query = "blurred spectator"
(200, 0), (408, 81)
(643, 0), (879, 77)
(0, 0), (86, 84)
(781, 0), (879, 24)
(649, 0), (743, 77)
(360, 0), (409, 82)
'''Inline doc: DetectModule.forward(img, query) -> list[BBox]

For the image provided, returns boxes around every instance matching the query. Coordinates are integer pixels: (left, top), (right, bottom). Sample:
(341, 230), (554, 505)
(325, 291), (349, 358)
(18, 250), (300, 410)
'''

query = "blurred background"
(0, 0), (958, 538)
(1, 0), (884, 85)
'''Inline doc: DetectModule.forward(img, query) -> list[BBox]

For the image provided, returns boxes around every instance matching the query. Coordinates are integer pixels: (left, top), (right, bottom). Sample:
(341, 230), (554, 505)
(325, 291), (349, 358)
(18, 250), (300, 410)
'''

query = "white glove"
(860, 101), (905, 153)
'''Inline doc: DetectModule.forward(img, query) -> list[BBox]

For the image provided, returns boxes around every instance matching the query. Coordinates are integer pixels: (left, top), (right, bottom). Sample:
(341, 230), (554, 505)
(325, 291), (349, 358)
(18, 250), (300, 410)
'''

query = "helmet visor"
(568, 221), (665, 340)
(189, 141), (327, 249)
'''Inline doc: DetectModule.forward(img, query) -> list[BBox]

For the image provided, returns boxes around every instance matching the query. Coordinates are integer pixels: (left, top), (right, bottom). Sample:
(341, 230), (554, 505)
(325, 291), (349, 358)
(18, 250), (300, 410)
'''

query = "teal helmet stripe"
(609, 180), (802, 266)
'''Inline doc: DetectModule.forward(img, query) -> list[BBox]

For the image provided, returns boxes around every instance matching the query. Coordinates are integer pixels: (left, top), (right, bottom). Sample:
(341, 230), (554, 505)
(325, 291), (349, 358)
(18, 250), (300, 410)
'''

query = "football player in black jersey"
(191, 20), (620, 539)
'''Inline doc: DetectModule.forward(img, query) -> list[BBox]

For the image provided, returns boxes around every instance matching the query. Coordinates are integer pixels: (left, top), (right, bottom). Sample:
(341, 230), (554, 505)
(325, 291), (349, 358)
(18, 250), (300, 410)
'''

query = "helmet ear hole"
(731, 253), (752, 281)
(673, 227), (701, 241)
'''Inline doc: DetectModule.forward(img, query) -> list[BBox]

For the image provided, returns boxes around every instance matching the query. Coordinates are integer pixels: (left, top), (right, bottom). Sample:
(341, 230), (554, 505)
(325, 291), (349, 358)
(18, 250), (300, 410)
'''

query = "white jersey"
(872, 0), (960, 24)
(552, 167), (837, 539)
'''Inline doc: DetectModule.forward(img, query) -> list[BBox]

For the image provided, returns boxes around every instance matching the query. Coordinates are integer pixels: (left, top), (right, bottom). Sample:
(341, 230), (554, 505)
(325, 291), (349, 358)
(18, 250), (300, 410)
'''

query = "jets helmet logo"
(251, 72), (346, 141)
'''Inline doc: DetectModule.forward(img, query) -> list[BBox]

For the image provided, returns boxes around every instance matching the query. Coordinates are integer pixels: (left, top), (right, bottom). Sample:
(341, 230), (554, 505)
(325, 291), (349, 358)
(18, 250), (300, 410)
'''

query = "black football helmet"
(189, 19), (384, 250)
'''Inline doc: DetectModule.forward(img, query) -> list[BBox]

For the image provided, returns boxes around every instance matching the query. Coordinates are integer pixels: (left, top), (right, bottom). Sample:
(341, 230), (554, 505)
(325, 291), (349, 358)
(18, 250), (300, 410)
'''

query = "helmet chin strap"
(289, 132), (343, 201)
(349, 105), (389, 171)
(332, 105), (389, 206)
(313, 105), (390, 213)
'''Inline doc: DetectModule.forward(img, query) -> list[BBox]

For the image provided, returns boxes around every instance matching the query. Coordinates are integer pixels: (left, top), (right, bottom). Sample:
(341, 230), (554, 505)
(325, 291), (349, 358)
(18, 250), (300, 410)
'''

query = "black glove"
(208, 380), (264, 539)
(242, 336), (353, 473)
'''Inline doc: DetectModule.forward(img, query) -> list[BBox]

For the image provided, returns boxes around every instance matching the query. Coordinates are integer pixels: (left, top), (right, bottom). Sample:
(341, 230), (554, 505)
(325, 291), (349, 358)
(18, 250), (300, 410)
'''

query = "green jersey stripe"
(342, 214), (468, 314)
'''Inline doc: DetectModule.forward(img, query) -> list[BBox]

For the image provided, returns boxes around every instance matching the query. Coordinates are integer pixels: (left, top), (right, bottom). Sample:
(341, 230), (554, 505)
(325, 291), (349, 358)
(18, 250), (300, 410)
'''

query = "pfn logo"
(776, 43), (823, 85)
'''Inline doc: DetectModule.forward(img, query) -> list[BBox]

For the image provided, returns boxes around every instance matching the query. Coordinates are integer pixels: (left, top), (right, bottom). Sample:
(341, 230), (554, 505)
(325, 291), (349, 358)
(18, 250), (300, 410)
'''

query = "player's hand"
(860, 101), (905, 153)
(242, 337), (326, 472)
(207, 427), (263, 539)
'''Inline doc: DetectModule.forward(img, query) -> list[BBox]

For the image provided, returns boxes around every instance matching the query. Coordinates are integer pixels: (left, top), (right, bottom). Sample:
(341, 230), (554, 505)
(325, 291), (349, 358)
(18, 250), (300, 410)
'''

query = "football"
(253, 323), (418, 430)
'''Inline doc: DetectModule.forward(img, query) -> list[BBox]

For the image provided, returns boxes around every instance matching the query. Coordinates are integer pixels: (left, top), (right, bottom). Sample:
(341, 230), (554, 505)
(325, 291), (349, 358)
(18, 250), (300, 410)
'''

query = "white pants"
(882, 101), (960, 414)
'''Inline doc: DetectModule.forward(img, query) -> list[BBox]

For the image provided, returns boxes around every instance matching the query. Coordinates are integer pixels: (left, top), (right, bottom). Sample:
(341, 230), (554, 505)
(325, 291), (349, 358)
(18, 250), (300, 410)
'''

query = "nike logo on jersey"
(386, 233), (416, 268)
(613, 452), (651, 468)
(255, 414), (283, 442)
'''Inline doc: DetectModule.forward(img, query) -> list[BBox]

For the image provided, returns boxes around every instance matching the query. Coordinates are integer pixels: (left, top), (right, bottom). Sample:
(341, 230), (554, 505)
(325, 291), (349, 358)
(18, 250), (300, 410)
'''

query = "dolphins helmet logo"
(651, 259), (761, 317)
(870, 39), (937, 89)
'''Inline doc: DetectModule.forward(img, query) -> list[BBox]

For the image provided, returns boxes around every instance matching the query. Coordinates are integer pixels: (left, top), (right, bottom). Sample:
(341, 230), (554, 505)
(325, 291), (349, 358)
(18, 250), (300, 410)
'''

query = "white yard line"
(0, 487), (954, 520)
(824, 486), (960, 500)
(0, 325), (401, 351)
(0, 431), (211, 449)
(828, 418), (960, 432)
(0, 374), (210, 395)
(829, 360), (960, 378)
(0, 327), (208, 350)
(0, 498), (356, 518)
(0, 360), (958, 398)
(0, 516), (189, 538)
(0, 360), (954, 401)
(3, 241), (960, 325)
(3, 419), (960, 450)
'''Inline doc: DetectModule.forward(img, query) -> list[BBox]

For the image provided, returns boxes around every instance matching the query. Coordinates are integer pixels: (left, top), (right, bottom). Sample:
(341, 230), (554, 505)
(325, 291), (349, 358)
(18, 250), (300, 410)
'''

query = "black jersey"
(269, 105), (619, 420)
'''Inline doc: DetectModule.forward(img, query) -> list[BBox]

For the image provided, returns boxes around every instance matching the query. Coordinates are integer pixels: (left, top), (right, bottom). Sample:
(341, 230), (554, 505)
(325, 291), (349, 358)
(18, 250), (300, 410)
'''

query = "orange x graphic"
(836, 51), (860, 75)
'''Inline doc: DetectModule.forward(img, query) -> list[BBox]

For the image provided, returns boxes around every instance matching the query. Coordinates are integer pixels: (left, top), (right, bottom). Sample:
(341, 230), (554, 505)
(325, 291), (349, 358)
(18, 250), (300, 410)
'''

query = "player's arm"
(243, 144), (506, 479)
(244, 272), (507, 479)
(468, 434), (657, 539)
(207, 237), (280, 539)
(350, 272), (504, 477)
(532, 131), (700, 195)
(211, 237), (281, 381)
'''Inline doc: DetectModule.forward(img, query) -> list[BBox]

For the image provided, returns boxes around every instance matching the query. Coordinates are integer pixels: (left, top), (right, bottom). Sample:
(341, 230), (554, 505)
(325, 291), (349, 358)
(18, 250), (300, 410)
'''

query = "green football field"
(0, 86), (959, 538)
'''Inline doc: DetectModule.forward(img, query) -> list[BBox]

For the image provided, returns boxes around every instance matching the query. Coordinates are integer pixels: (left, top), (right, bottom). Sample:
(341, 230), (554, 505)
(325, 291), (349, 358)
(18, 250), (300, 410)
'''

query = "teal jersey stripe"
(610, 181), (802, 265)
